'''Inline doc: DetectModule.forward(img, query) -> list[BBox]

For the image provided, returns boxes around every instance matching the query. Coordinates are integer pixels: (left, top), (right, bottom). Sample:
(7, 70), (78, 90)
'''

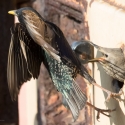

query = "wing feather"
(7, 23), (44, 100)
(22, 10), (61, 62)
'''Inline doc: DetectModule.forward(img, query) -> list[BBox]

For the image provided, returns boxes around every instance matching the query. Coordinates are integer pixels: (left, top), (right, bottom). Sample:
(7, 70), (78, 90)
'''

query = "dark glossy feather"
(17, 8), (95, 84)
(7, 22), (87, 121)
(22, 9), (60, 61)
(8, 7), (89, 121)
(43, 22), (95, 83)
(43, 51), (87, 121)
(7, 23), (44, 100)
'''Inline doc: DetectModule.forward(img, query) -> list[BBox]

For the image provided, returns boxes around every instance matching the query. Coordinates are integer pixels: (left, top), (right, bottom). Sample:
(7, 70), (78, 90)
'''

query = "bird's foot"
(95, 107), (116, 121)
(106, 90), (123, 102)
(106, 81), (125, 102)
(92, 82), (124, 101)
(87, 102), (115, 121)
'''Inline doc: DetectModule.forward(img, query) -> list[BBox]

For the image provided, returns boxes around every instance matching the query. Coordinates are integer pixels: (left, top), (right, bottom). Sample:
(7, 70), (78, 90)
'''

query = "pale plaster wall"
(87, 1), (125, 125)
(18, 78), (38, 125)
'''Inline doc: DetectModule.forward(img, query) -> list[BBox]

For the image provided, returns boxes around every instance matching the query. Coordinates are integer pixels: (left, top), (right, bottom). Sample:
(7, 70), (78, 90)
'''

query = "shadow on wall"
(34, 114), (38, 125)
(95, 50), (125, 125)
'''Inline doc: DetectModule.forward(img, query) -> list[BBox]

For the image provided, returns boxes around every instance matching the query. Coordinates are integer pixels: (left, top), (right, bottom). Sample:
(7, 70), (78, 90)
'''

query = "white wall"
(87, 1), (125, 125)
(18, 78), (38, 125)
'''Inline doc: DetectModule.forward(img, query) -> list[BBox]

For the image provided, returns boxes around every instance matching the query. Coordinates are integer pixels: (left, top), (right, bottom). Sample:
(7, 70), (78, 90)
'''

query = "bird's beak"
(8, 10), (17, 16)
(88, 57), (105, 62)
(88, 42), (109, 63)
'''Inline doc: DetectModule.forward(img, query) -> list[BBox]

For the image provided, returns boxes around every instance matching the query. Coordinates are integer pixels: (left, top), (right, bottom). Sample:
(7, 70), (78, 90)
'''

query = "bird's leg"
(86, 102), (115, 121)
(112, 81), (125, 101)
(92, 82), (123, 102)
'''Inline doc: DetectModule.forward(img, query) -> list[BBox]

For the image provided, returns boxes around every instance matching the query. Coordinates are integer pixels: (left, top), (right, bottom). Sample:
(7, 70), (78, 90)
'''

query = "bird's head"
(8, 7), (59, 59)
(8, 7), (41, 24)
(88, 42), (125, 69)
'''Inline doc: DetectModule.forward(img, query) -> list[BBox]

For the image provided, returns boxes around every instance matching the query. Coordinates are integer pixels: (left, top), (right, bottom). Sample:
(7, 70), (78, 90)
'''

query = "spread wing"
(22, 10), (61, 62)
(45, 22), (95, 83)
(7, 23), (44, 100)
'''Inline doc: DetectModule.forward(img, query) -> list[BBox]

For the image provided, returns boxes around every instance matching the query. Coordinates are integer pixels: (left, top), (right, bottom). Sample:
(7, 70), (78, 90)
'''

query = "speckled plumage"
(12, 7), (95, 84)
(44, 51), (87, 121)
(7, 7), (87, 120)
(8, 7), (102, 120)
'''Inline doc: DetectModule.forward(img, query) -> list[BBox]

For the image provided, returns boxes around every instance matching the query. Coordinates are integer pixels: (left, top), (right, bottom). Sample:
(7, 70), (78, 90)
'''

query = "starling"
(88, 42), (125, 82)
(8, 7), (114, 120)
(88, 42), (125, 99)
(7, 22), (87, 121)
(8, 7), (113, 96)
(73, 41), (124, 100)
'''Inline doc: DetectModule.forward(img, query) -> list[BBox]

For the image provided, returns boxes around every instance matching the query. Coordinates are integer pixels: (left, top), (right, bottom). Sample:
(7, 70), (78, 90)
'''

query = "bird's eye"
(103, 53), (108, 58)
(104, 54), (108, 58)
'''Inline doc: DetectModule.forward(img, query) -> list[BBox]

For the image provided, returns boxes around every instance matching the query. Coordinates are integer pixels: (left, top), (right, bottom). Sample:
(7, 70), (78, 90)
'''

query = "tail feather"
(72, 80), (87, 109)
(62, 80), (87, 121)
(66, 96), (79, 121)
(70, 90), (81, 110)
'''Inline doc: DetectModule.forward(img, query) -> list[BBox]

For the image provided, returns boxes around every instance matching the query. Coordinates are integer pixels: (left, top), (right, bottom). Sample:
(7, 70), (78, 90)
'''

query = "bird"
(7, 22), (87, 121)
(88, 41), (125, 82)
(8, 7), (116, 98)
(8, 7), (114, 120)
(72, 41), (124, 100)
(89, 41), (125, 100)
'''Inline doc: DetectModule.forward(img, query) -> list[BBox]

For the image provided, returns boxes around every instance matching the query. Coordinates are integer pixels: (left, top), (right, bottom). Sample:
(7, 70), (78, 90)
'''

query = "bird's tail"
(62, 80), (87, 121)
